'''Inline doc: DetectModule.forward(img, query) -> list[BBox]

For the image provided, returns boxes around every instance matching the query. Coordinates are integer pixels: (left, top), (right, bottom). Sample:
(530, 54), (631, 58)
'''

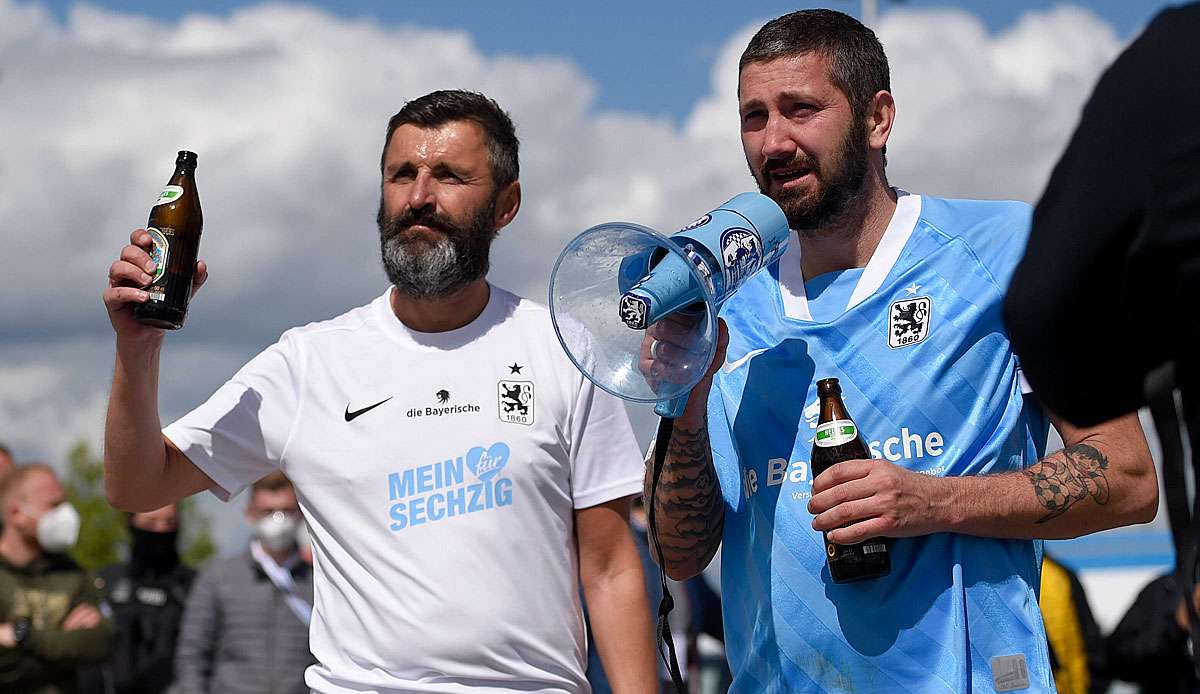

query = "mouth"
(766, 166), (814, 190)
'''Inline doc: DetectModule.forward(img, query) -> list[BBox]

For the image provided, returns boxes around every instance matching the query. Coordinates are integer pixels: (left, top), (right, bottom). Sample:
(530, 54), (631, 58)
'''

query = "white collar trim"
(778, 190), (921, 321)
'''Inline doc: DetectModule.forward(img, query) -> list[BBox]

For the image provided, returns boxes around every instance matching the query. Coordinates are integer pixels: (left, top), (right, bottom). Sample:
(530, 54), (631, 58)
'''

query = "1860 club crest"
(888, 296), (932, 348)
(498, 380), (535, 425)
(720, 227), (764, 290)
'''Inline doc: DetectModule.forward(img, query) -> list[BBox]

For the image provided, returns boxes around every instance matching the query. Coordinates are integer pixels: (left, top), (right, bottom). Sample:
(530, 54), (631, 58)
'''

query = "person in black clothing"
(80, 504), (195, 694)
(1004, 3), (1200, 429)
(1107, 573), (1200, 693)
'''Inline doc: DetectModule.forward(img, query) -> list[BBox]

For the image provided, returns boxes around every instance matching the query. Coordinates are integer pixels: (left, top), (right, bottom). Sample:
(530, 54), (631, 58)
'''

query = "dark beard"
(754, 117), (870, 233)
(377, 197), (498, 299)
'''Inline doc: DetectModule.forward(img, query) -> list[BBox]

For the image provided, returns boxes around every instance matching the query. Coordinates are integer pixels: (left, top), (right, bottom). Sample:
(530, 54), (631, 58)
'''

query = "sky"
(0, 0), (1178, 554)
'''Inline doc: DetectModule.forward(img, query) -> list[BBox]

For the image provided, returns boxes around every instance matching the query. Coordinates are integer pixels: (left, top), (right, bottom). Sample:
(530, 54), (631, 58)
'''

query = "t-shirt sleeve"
(163, 331), (304, 501)
(567, 370), (644, 510)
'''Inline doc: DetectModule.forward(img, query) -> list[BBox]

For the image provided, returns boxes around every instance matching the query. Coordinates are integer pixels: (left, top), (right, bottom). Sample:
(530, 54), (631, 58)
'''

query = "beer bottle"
(811, 377), (890, 583)
(134, 151), (203, 330)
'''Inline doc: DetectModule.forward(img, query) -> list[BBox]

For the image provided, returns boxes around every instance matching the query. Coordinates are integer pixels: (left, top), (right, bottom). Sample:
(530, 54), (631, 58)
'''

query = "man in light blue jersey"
(645, 9), (1159, 693)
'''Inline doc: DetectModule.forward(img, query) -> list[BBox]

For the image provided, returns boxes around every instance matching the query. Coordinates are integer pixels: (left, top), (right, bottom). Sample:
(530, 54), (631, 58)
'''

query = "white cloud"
(0, 1), (1132, 551)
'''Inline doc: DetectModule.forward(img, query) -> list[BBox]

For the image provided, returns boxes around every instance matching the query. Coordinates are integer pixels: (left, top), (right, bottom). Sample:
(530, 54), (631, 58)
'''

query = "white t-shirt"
(164, 285), (644, 693)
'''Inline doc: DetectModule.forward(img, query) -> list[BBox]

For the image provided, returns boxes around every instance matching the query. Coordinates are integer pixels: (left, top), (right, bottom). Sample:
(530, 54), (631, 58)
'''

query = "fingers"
(827, 516), (892, 545)
(62, 604), (101, 630)
(808, 473), (877, 517)
(810, 459), (874, 495)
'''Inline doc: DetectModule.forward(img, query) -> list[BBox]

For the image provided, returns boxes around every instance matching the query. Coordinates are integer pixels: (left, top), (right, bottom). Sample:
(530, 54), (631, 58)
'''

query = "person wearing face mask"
(79, 504), (196, 694)
(0, 463), (114, 694)
(175, 471), (315, 694)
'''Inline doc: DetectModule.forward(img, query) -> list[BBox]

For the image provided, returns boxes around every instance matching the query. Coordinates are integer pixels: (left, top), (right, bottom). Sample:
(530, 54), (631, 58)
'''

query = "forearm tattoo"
(645, 423), (724, 574)
(1024, 443), (1111, 523)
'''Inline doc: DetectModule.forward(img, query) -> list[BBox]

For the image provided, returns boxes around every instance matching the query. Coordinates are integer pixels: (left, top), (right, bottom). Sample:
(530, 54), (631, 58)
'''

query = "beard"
(377, 196), (498, 299)
(753, 117), (871, 233)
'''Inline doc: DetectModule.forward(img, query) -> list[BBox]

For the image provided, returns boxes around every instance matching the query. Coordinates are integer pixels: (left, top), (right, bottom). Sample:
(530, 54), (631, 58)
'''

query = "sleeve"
(164, 331), (304, 501)
(173, 566), (221, 694)
(567, 370), (644, 509)
(1004, 6), (1200, 426)
(1104, 574), (1186, 685)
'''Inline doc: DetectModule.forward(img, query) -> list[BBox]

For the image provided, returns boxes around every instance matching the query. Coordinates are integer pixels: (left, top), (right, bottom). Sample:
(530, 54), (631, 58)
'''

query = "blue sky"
(35, 0), (1178, 119)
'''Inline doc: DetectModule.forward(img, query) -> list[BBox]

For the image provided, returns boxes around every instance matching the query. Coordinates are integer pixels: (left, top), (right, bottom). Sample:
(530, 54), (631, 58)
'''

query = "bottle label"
(146, 227), (170, 285)
(815, 419), (857, 448)
(153, 185), (184, 206)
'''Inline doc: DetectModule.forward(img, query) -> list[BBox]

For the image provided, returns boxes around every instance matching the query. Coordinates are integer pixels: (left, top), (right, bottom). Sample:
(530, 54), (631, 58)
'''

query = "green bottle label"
(153, 185), (184, 206)
(815, 419), (856, 448)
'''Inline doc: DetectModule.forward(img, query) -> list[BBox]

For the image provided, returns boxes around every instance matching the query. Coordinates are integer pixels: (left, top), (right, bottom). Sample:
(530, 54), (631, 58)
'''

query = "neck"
(797, 171), (897, 281)
(0, 528), (40, 567)
(389, 279), (490, 333)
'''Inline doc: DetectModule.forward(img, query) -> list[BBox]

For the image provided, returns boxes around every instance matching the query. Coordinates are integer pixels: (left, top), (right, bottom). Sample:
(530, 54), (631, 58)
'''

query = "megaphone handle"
(646, 416), (688, 694)
(654, 395), (689, 418)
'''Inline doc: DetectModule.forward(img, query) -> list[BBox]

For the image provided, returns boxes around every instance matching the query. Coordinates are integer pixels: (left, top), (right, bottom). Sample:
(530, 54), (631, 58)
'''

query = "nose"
(407, 170), (436, 213)
(760, 114), (797, 163)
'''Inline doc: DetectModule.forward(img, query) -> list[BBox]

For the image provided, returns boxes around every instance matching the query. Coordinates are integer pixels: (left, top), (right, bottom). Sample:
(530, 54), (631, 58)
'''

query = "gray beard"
(381, 233), (477, 299)
(377, 198), (496, 300)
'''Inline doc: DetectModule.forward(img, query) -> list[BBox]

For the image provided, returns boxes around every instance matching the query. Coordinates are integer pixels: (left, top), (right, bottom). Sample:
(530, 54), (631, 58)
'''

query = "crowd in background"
(0, 440), (1193, 693)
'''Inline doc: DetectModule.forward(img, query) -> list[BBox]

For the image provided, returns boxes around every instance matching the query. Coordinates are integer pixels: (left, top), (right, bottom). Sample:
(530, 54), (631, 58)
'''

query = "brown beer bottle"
(134, 151), (203, 330)
(811, 377), (890, 583)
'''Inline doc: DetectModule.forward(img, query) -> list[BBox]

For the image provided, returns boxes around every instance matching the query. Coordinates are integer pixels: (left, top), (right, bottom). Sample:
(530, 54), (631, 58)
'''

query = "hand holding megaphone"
(549, 192), (788, 417)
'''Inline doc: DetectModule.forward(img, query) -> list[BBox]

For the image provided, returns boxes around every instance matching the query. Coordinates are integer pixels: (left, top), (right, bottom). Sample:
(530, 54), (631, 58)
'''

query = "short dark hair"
(251, 471), (294, 495)
(740, 9), (890, 122)
(380, 90), (520, 189)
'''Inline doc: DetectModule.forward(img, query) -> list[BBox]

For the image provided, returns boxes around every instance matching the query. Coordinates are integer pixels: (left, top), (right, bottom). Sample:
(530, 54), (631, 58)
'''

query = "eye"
(741, 109), (767, 127)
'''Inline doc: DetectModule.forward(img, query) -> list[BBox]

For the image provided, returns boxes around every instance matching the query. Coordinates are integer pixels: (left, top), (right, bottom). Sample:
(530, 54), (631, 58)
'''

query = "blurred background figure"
(0, 463), (114, 693)
(1038, 553), (1108, 694)
(1107, 572), (1200, 693)
(80, 503), (196, 694)
(0, 443), (15, 480)
(174, 472), (314, 694)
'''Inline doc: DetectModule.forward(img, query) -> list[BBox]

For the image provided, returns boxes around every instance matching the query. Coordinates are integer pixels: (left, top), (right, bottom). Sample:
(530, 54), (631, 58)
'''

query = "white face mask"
(34, 502), (81, 553)
(254, 511), (299, 553)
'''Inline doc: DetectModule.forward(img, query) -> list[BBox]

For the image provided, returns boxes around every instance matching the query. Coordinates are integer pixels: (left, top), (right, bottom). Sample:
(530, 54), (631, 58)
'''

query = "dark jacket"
(0, 552), (115, 694)
(1106, 573), (1200, 694)
(79, 560), (195, 694)
(174, 549), (315, 694)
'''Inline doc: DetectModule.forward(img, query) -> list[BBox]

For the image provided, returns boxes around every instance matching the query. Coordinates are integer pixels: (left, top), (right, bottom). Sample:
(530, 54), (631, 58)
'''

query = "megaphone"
(549, 192), (789, 418)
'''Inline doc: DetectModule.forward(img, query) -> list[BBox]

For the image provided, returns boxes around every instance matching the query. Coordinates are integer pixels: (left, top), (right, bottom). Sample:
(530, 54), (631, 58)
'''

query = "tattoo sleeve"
(1024, 443), (1111, 523)
(645, 421), (725, 576)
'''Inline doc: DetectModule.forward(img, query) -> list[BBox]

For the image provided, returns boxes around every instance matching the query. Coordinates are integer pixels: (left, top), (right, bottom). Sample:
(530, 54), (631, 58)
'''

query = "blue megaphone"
(549, 192), (789, 417)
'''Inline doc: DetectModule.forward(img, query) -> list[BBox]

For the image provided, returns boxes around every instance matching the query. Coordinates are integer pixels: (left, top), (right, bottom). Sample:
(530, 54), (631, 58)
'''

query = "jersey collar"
(778, 190), (921, 322)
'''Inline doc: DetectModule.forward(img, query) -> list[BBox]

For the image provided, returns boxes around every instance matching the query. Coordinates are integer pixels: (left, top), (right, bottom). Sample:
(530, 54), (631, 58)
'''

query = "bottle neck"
(819, 395), (851, 423)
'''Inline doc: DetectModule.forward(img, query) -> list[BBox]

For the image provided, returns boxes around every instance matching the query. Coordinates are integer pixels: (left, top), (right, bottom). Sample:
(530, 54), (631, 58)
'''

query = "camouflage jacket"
(0, 552), (115, 694)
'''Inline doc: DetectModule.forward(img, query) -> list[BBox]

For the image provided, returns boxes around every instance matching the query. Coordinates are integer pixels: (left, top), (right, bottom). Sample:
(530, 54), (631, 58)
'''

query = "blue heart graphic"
(466, 442), (510, 482)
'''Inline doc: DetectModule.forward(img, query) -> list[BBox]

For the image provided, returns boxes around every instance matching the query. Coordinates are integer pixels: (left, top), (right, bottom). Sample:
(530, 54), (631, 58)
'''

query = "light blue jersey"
(709, 193), (1054, 693)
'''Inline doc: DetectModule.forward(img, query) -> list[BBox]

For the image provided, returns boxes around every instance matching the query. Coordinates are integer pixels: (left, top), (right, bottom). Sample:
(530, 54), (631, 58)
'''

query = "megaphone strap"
(647, 415), (688, 693)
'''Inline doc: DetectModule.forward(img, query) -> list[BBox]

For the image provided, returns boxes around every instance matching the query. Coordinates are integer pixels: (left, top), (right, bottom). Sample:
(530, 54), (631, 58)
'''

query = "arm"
(810, 410), (1157, 543)
(173, 568), (220, 694)
(642, 319), (728, 581)
(576, 497), (657, 694)
(104, 229), (215, 512)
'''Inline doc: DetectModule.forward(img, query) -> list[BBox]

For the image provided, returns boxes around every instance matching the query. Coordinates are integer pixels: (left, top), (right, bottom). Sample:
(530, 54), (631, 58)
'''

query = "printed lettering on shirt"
(385, 442), (515, 531)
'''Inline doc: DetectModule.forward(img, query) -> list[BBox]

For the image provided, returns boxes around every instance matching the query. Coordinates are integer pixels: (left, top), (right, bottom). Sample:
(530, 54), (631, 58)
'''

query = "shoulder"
(193, 553), (252, 584)
(917, 195), (1033, 288)
(275, 291), (387, 348)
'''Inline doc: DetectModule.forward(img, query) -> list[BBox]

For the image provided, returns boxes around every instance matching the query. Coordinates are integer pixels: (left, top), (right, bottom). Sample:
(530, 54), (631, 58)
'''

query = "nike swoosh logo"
(344, 397), (393, 422)
(722, 347), (769, 374)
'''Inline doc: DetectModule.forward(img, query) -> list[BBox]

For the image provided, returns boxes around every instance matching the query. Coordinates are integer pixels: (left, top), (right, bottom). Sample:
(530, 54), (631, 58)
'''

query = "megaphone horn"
(549, 192), (789, 417)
